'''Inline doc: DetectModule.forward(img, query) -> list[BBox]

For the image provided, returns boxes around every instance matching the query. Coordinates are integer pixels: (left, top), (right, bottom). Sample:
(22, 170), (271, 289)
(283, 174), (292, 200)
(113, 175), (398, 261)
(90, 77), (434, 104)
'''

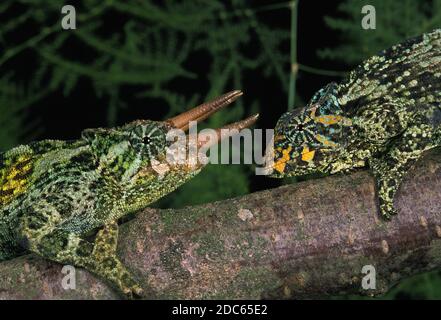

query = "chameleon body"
(0, 91), (256, 297)
(269, 29), (441, 219)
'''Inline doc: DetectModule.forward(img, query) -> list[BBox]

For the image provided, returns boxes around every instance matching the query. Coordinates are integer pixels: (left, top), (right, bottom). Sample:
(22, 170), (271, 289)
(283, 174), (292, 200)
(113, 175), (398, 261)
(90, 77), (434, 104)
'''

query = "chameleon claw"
(124, 284), (144, 300)
(119, 284), (143, 299)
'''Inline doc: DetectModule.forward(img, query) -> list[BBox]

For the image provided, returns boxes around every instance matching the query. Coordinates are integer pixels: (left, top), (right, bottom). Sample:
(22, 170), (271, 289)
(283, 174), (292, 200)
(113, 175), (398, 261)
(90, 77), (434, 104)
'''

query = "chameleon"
(266, 29), (441, 219)
(0, 90), (258, 298)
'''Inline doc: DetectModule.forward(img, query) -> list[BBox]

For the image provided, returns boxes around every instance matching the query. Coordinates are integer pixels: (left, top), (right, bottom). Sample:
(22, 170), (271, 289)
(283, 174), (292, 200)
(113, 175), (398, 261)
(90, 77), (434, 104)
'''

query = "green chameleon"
(0, 90), (258, 298)
(268, 29), (441, 219)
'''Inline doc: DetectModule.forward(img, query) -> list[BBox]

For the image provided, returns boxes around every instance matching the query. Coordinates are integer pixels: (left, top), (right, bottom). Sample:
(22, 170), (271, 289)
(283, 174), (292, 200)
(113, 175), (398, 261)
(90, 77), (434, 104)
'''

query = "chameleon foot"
(20, 213), (143, 299)
(88, 221), (144, 299)
(370, 123), (434, 219)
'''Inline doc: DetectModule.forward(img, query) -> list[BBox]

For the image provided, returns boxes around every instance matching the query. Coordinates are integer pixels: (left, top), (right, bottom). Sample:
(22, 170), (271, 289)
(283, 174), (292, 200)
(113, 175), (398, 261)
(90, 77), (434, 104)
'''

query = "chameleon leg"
(90, 221), (143, 298)
(19, 212), (143, 298)
(369, 123), (434, 219)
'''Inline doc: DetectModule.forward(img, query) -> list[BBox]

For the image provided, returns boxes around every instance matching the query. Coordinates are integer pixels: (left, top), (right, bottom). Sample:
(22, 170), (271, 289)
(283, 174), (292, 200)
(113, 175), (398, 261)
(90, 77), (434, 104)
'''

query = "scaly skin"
(0, 91), (258, 298)
(268, 29), (441, 219)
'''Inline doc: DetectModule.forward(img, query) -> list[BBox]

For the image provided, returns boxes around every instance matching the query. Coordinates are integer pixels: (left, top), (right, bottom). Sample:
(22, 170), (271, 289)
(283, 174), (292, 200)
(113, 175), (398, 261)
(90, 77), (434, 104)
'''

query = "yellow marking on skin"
(315, 134), (338, 148)
(310, 109), (352, 126)
(0, 154), (33, 206)
(301, 145), (315, 162)
(315, 115), (342, 125)
(274, 146), (292, 173)
(314, 114), (353, 126)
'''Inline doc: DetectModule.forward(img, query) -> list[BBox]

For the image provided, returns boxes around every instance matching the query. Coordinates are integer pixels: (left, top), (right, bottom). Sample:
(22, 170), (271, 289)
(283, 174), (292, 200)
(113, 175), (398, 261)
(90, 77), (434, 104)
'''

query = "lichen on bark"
(0, 149), (440, 299)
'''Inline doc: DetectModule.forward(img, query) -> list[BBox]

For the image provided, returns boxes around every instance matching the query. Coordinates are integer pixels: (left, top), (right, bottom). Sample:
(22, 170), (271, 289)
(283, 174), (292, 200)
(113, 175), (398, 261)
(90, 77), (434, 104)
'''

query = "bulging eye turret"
(142, 136), (152, 145)
(125, 122), (167, 161)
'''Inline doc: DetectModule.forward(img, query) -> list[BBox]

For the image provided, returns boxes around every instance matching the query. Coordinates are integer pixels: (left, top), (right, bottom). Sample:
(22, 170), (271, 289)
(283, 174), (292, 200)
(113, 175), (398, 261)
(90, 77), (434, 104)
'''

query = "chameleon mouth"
(167, 90), (259, 148)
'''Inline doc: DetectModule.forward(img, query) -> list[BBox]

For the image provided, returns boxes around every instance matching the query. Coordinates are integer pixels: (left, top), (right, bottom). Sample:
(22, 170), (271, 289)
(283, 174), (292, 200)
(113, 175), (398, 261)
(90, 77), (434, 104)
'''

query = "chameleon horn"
(167, 90), (243, 131)
(197, 113), (260, 148)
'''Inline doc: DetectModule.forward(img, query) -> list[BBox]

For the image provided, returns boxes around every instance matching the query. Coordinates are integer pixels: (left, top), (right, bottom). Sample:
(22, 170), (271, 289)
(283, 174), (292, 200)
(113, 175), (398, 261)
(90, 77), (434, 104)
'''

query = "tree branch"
(1, 149), (440, 299)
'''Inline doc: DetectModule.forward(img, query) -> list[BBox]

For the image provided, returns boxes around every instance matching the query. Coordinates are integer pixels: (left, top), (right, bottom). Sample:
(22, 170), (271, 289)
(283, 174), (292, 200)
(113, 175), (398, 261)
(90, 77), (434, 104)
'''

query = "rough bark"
(0, 149), (440, 300)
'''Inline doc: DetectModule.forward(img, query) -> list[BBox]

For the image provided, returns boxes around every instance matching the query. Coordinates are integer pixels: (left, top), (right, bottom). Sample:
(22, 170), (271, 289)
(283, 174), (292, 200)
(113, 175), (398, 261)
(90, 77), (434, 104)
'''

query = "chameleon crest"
(0, 91), (258, 298)
(267, 29), (441, 219)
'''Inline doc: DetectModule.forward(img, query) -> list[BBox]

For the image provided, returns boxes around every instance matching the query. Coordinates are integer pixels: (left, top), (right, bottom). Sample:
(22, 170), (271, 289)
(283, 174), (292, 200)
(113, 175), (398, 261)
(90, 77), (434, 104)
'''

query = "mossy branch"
(0, 149), (440, 299)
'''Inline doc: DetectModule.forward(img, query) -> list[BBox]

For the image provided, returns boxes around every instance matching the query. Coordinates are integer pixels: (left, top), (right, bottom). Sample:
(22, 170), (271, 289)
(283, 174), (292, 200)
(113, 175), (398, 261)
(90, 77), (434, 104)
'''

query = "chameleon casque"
(0, 90), (258, 298)
(267, 29), (441, 219)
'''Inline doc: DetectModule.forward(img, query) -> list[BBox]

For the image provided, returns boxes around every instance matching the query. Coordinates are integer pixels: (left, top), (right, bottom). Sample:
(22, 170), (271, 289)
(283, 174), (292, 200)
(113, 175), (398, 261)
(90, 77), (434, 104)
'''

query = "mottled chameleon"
(0, 91), (258, 298)
(267, 29), (441, 219)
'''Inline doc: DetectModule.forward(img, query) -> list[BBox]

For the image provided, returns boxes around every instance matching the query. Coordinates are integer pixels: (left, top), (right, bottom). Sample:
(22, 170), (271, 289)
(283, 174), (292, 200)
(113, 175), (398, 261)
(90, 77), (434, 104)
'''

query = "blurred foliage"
(386, 271), (441, 300)
(0, 0), (290, 207)
(1, 0), (440, 300)
(0, 76), (33, 150)
(321, 0), (441, 299)
(319, 0), (441, 65)
(335, 270), (441, 300)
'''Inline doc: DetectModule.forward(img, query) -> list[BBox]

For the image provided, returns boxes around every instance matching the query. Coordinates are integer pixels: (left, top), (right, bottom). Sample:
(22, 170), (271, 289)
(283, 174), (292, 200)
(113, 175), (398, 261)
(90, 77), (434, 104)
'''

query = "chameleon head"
(264, 83), (352, 177)
(82, 91), (258, 205)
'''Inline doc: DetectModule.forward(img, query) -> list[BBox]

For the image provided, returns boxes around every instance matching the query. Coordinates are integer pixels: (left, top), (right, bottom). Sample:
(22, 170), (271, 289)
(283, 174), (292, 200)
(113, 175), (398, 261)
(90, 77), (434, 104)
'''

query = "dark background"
(1, 0), (440, 299)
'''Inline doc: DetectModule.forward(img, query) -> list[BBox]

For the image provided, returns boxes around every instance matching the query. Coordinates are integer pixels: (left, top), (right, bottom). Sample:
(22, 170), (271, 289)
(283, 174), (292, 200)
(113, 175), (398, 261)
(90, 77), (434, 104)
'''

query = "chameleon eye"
(143, 136), (151, 145)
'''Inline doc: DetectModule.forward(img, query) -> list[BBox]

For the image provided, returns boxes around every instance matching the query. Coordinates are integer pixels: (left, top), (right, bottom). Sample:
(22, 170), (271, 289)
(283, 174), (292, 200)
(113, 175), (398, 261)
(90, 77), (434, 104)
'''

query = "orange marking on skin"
(314, 114), (352, 126)
(274, 146), (292, 173)
(301, 145), (315, 162)
(315, 115), (342, 125)
(315, 134), (338, 148)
